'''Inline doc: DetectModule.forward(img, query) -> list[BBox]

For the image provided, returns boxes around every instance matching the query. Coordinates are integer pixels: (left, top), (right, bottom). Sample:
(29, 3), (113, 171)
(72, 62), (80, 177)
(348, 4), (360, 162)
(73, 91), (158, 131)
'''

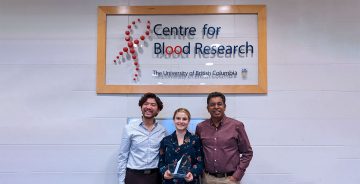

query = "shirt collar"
(171, 130), (191, 142)
(210, 115), (227, 128)
(139, 119), (158, 128)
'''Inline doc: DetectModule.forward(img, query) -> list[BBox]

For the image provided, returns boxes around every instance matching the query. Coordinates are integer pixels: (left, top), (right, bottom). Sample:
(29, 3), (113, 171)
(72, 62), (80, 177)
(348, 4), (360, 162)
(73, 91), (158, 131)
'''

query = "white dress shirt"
(118, 119), (166, 184)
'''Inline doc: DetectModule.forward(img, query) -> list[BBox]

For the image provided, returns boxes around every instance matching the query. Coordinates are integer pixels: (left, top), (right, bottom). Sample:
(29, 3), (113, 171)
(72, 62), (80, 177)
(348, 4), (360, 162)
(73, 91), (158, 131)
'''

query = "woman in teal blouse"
(158, 108), (204, 184)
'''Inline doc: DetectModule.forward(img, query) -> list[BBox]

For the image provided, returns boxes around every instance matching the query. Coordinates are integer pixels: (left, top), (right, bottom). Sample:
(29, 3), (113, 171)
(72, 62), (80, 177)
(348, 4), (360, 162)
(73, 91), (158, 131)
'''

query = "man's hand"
(228, 175), (239, 182)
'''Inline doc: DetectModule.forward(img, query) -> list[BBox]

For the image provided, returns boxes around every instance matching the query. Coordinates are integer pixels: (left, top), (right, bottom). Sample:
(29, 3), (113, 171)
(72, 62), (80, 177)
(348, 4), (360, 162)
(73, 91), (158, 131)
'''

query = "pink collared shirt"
(195, 116), (253, 181)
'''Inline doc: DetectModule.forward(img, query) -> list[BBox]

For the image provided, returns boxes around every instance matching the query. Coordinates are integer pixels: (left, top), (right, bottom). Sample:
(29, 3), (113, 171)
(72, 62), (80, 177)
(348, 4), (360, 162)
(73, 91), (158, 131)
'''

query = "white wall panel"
(266, 0), (360, 65)
(269, 64), (360, 91)
(334, 159), (360, 184)
(0, 65), (96, 92)
(249, 146), (342, 184)
(0, 145), (118, 171)
(243, 118), (360, 146)
(0, 172), (118, 184)
(241, 173), (293, 184)
(0, 118), (126, 144)
(235, 91), (360, 119)
(0, 40), (97, 65)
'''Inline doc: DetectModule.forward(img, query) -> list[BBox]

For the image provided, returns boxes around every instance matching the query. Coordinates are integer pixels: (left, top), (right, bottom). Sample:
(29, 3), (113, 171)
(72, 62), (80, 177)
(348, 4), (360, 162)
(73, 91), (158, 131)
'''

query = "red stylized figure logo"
(112, 18), (151, 82)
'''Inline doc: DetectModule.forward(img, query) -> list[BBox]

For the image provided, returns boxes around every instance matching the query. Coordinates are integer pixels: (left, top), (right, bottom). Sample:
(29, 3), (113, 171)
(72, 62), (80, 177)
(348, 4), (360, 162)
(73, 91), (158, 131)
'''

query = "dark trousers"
(125, 169), (161, 184)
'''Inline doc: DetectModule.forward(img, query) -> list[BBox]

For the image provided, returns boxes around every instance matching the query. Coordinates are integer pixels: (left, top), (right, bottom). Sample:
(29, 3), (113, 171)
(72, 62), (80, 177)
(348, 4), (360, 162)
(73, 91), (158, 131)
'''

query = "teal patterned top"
(159, 130), (204, 184)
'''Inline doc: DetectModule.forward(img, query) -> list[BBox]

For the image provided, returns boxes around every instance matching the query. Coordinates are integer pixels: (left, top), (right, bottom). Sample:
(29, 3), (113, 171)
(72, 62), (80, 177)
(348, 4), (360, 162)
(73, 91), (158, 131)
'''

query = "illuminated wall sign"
(97, 5), (267, 93)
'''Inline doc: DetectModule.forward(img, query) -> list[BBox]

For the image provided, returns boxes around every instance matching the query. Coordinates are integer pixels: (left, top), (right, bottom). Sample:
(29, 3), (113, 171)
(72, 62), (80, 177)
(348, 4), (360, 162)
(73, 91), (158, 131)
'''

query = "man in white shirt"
(118, 93), (167, 184)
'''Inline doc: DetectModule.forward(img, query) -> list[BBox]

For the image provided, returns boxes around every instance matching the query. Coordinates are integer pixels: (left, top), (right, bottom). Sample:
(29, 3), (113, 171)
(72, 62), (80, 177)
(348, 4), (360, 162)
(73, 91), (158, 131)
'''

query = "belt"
(126, 168), (159, 175)
(206, 171), (234, 178)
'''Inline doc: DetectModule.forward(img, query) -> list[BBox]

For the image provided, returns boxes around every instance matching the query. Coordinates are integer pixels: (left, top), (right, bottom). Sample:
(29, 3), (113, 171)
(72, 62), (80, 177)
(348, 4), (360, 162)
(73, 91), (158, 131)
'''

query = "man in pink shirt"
(196, 92), (253, 184)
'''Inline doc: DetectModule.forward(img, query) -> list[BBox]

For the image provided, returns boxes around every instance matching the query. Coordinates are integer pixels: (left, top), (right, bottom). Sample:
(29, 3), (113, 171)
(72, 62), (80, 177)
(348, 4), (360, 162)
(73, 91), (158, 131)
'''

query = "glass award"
(168, 155), (190, 178)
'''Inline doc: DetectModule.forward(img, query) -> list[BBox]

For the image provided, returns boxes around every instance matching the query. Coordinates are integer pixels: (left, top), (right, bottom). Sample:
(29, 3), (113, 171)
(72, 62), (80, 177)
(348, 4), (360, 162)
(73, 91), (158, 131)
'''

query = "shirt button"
(214, 160), (217, 162)
(214, 138), (217, 140)
(214, 148), (217, 151)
